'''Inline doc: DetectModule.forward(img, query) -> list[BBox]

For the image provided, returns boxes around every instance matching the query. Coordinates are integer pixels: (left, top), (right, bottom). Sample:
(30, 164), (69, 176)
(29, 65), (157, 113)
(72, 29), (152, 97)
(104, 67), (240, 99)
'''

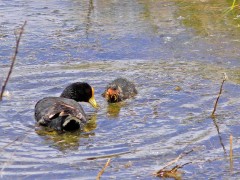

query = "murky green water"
(1, 0), (240, 179)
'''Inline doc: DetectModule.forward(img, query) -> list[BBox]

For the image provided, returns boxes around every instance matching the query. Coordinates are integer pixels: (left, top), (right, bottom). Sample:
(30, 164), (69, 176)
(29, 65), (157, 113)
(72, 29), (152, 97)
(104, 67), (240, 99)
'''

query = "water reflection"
(106, 102), (125, 118)
(35, 114), (97, 152)
(211, 116), (226, 154)
(173, 0), (240, 37)
(84, 114), (98, 132)
(85, 0), (94, 37)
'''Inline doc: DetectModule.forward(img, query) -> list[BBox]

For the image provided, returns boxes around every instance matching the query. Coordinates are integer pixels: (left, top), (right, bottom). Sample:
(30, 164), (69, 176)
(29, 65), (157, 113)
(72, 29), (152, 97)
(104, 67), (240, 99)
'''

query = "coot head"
(60, 82), (99, 108)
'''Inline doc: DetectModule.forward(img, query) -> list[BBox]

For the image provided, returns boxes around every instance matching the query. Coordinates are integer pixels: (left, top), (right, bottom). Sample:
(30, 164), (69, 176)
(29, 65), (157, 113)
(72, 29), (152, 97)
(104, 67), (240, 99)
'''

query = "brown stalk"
(161, 149), (193, 170)
(0, 21), (27, 101)
(210, 73), (228, 154)
(211, 73), (228, 117)
(96, 158), (111, 180)
(154, 148), (195, 177)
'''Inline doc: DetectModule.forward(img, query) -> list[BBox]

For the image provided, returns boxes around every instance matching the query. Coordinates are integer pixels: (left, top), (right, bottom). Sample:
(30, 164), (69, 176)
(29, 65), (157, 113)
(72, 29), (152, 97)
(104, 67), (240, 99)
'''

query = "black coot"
(35, 82), (99, 131)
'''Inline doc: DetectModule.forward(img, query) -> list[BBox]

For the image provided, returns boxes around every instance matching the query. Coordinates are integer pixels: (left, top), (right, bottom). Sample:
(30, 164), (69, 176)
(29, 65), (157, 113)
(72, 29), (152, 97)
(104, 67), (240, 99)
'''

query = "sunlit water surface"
(1, 0), (240, 179)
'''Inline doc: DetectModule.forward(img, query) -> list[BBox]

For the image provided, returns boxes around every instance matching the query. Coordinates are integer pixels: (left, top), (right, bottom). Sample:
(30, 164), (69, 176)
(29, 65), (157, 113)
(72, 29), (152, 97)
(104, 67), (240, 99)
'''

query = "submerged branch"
(0, 21), (27, 101)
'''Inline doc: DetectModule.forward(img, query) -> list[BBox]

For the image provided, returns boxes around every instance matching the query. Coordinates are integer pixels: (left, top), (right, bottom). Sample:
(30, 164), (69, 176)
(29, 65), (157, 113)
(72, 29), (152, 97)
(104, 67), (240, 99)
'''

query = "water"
(1, 0), (240, 179)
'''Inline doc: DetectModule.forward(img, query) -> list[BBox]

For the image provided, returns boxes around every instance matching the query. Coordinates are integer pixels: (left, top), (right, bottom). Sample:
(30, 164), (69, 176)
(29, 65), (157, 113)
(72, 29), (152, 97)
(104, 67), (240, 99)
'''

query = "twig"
(211, 73), (228, 117)
(0, 137), (20, 151)
(173, 162), (192, 170)
(0, 21), (27, 101)
(161, 149), (194, 170)
(86, 150), (136, 160)
(153, 148), (195, 178)
(96, 158), (111, 180)
(154, 162), (192, 178)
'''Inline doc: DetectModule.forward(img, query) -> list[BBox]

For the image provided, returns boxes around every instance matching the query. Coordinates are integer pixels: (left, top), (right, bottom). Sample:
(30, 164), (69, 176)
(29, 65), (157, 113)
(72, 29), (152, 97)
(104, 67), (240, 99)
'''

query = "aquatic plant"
(224, 0), (239, 14)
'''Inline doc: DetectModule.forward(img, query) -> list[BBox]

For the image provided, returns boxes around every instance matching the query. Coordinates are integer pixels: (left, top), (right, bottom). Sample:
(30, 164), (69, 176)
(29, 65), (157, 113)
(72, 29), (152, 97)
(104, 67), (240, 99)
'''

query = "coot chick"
(102, 78), (137, 103)
(35, 82), (99, 131)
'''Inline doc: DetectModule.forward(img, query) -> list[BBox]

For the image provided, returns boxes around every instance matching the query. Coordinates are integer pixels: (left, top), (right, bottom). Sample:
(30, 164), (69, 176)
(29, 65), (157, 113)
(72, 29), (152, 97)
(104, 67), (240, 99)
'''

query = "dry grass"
(96, 158), (111, 180)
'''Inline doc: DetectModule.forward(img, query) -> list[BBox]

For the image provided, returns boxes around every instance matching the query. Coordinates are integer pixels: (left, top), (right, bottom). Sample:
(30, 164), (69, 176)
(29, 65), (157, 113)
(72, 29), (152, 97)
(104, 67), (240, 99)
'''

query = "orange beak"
(107, 88), (119, 96)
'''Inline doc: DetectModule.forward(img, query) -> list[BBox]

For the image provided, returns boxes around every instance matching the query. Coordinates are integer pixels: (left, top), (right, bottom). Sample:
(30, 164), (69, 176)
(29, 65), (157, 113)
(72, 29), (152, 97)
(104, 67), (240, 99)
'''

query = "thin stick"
(154, 159), (193, 177)
(0, 21), (27, 101)
(96, 158), (111, 180)
(87, 150), (136, 160)
(153, 148), (195, 177)
(0, 137), (20, 151)
(161, 149), (194, 170)
(211, 73), (228, 117)
(173, 162), (192, 170)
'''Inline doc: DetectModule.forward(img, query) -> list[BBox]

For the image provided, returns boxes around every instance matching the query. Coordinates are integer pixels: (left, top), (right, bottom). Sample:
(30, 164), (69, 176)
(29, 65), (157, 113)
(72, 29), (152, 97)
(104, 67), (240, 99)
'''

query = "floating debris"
(3, 91), (11, 98)
(174, 86), (182, 91)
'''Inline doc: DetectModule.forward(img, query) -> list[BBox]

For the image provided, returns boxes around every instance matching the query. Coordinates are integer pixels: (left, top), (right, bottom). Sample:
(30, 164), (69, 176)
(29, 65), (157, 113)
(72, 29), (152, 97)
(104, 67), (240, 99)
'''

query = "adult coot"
(102, 78), (137, 103)
(35, 82), (99, 131)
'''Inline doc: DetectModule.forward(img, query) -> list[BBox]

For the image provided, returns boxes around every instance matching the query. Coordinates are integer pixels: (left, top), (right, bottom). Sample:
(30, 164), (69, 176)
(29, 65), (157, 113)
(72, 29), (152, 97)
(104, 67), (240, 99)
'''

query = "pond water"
(1, 0), (240, 179)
